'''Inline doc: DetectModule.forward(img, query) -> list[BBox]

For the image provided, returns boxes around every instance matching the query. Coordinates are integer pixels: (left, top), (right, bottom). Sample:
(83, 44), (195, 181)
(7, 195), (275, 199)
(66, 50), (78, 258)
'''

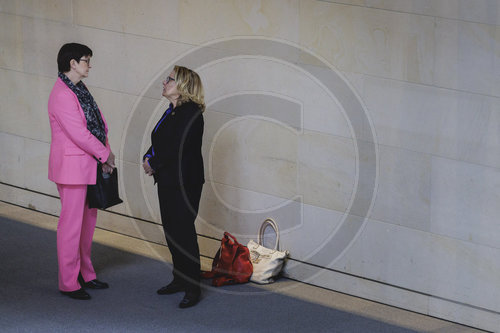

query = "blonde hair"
(173, 65), (205, 112)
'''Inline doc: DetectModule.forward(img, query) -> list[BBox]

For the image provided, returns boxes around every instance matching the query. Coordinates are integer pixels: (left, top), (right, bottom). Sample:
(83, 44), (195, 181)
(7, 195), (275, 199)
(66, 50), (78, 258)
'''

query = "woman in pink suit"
(48, 43), (115, 300)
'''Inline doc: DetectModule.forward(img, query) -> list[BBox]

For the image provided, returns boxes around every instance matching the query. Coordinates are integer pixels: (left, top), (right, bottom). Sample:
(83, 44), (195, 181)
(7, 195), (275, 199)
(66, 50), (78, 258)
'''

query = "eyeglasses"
(79, 58), (91, 65)
(165, 76), (175, 84)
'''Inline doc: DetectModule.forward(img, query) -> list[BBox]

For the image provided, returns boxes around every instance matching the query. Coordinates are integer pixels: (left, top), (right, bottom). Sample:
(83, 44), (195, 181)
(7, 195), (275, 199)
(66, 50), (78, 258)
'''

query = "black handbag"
(87, 164), (123, 209)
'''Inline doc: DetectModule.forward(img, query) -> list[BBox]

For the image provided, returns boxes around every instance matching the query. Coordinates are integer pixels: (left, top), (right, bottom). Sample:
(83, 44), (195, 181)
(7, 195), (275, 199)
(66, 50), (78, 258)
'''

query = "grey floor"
(0, 203), (487, 333)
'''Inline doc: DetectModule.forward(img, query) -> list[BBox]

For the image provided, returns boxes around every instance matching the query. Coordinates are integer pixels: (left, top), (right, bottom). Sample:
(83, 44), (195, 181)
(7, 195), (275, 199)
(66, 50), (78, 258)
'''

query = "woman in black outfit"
(142, 65), (205, 308)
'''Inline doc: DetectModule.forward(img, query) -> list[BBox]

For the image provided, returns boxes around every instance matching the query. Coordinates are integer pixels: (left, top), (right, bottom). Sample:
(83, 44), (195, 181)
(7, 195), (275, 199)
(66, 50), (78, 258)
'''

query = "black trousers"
(157, 183), (203, 290)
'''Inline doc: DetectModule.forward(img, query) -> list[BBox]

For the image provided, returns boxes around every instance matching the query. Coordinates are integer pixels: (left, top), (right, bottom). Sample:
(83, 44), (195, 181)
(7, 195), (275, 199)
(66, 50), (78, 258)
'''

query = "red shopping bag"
(201, 232), (253, 286)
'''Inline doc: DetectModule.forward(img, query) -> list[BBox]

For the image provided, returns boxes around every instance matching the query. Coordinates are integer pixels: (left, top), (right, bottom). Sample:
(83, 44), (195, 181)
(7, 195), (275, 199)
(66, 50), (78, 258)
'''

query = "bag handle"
(224, 231), (240, 245)
(258, 218), (280, 250)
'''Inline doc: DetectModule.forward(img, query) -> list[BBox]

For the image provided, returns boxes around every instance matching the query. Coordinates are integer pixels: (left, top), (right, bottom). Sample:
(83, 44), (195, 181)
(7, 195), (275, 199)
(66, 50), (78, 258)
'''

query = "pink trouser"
(56, 184), (97, 291)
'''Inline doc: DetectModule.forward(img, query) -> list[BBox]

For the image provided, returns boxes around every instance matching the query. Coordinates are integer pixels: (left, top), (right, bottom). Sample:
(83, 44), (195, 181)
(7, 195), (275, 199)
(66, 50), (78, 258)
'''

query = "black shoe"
(179, 289), (201, 308)
(78, 273), (109, 289)
(83, 279), (109, 289)
(60, 288), (91, 300)
(157, 280), (185, 295)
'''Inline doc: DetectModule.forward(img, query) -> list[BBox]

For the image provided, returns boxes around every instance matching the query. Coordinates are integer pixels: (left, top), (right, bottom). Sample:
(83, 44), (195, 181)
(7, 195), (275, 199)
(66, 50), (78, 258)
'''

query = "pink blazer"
(48, 78), (110, 185)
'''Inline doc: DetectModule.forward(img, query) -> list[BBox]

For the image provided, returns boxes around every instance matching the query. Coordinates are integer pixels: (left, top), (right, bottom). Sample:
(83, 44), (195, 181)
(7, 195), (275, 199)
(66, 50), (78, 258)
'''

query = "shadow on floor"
(0, 216), (417, 332)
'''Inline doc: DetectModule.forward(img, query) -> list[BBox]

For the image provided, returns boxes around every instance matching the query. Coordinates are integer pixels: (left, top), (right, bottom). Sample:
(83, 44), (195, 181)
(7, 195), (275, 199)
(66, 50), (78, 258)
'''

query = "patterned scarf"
(58, 72), (106, 145)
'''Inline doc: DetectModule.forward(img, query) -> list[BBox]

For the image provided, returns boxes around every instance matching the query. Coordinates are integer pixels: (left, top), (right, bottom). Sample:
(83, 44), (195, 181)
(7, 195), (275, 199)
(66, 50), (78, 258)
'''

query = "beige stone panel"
(424, 238), (500, 315)
(200, 56), (300, 101)
(208, 181), (294, 215)
(298, 132), (356, 211)
(0, 0), (72, 23)
(196, 181), (304, 238)
(328, 0), (500, 26)
(0, 202), (57, 230)
(124, 96), (163, 164)
(23, 137), (55, 196)
(0, 132), (25, 187)
(0, 13), (24, 71)
(0, 13), (88, 78)
(434, 18), (500, 97)
(429, 295), (500, 332)
(209, 116), (298, 200)
(300, 1), (436, 85)
(198, 235), (220, 264)
(94, 213), (172, 263)
(201, 137), (211, 180)
(195, 183), (234, 239)
(73, 0), (179, 41)
(361, 74), (500, 169)
(96, 209), (166, 245)
(303, 94), (353, 140)
(202, 108), (236, 181)
(370, 145), (431, 232)
(121, 160), (157, 222)
(279, 202), (345, 260)
(430, 157), (500, 249)
(200, 57), (352, 138)
(203, 108), (236, 145)
(179, 0), (300, 44)
(298, 1), (355, 73)
(16, 16), (79, 77)
(436, 93), (500, 169)
(452, 0), (500, 26)
(79, 30), (191, 96)
(0, 69), (52, 142)
(0, 182), (60, 216)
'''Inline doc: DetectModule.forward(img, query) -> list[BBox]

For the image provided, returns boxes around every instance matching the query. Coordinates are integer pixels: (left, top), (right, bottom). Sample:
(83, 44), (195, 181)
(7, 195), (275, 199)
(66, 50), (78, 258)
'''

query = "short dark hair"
(57, 43), (93, 72)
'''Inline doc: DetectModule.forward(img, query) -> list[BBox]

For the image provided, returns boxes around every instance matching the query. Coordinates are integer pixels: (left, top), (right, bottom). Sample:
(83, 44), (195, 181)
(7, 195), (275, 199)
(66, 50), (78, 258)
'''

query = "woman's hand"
(102, 163), (114, 174)
(106, 150), (115, 168)
(143, 157), (154, 176)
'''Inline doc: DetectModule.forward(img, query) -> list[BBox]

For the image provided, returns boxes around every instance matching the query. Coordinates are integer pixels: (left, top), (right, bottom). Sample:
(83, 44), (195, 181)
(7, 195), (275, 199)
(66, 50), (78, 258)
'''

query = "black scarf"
(58, 72), (106, 145)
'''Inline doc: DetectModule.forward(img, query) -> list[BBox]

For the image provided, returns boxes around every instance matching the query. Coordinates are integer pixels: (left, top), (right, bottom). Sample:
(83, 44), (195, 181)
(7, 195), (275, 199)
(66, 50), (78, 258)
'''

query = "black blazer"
(144, 101), (205, 188)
